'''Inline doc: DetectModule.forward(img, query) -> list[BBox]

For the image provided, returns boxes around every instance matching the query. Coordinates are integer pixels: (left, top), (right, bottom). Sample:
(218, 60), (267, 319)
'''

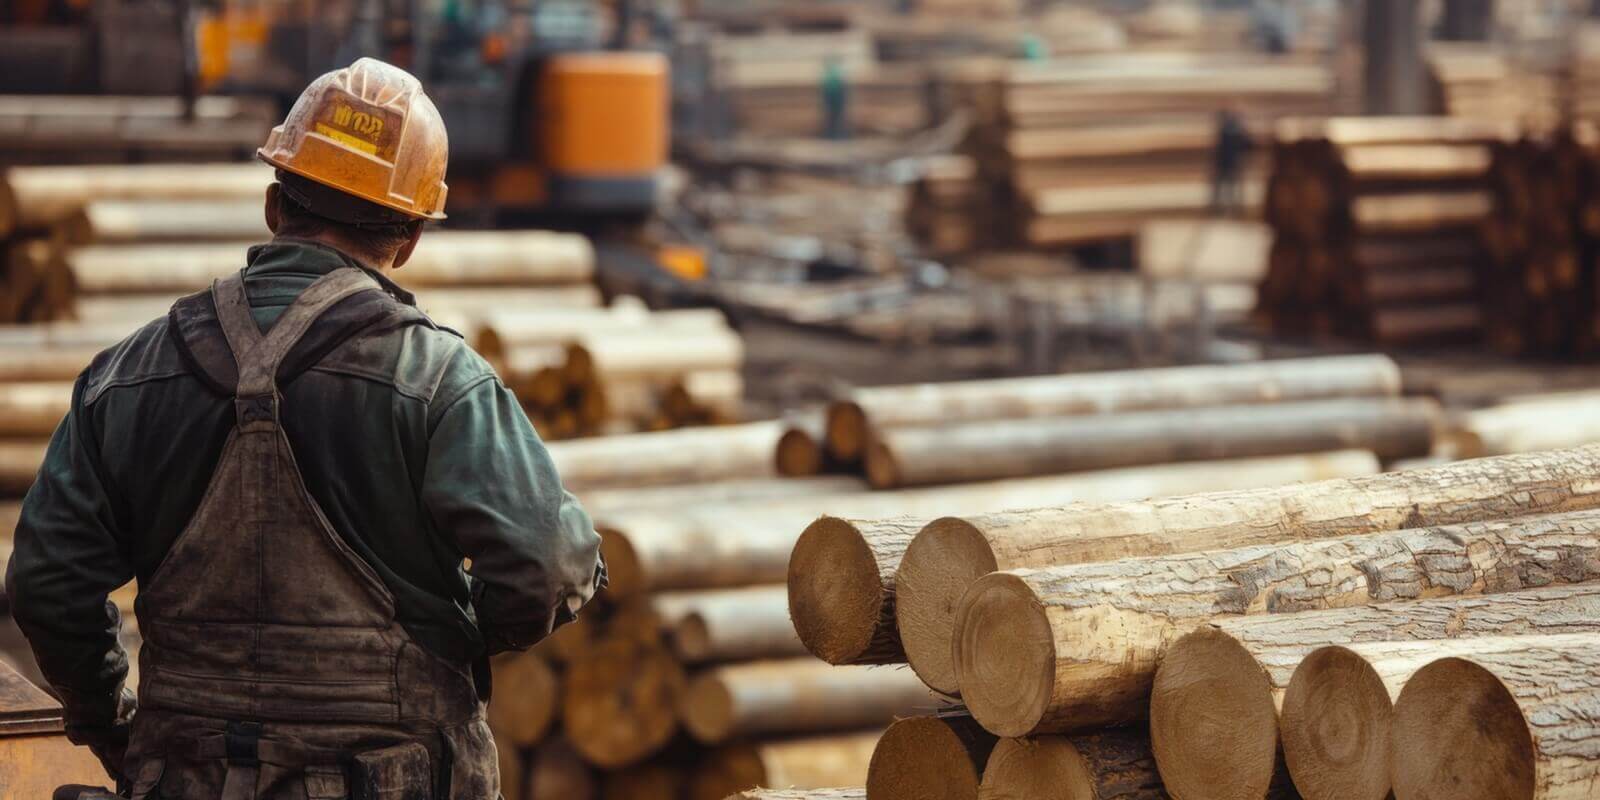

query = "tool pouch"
(350, 741), (434, 800)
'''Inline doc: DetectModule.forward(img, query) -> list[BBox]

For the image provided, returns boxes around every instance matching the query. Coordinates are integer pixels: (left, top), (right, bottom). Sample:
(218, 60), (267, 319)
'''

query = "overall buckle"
(224, 720), (262, 767)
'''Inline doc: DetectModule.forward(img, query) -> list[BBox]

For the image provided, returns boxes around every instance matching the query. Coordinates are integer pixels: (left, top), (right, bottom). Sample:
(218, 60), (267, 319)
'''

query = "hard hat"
(258, 57), (449, 221)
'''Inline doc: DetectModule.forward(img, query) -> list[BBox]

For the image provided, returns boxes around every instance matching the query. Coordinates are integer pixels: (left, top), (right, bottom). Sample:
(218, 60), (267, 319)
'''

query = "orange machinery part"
(538, 51), (669, 179)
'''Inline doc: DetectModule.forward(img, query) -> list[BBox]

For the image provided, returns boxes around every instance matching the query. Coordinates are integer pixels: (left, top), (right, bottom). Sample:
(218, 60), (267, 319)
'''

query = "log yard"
(6, 1), (1600, 799)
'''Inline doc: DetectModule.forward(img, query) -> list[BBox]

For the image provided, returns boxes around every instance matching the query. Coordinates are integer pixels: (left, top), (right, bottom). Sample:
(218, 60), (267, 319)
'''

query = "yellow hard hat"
(258, 57), (449, 220)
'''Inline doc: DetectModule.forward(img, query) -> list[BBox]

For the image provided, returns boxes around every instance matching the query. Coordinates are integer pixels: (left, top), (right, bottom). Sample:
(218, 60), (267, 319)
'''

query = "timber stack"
(791, 437), (1600, 800)
(1256, 116), (1509, 345)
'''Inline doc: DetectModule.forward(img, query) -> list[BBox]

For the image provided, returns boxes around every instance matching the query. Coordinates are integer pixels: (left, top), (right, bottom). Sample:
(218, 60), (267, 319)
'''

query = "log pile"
(793, 442), (1600, 800)
(904, 154), (987, 256)
(1256, 116), (1510, 344)
(0, 95), (273, 164)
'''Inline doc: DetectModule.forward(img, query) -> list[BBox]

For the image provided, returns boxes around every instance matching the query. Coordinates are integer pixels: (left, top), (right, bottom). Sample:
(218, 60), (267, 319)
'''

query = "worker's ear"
(391, 221), (424, 269)
(265, 183), (282, 234)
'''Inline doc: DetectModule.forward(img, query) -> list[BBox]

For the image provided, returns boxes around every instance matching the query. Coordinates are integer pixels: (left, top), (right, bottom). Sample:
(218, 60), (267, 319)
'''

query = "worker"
(821, 56), (850, 140)
(1211, 105), (1253, 217)
(4, 58), (604, 799)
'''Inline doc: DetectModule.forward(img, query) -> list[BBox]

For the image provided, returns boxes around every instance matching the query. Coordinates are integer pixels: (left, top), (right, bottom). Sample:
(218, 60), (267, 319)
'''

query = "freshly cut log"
(485, 651), (559, 747)
(476, 306), (726, 361)
(825, 355), (1401, 462)
(1390, 634), (1600, 800)
(561, 638), (686, 768)
(0, 441), (47, 497)
(777, 415), (830, 477)
(788, 451), (1380, 666)
(579, 477), (865, 516)
(953, 507), (1600, 737)
(570, 326), (743, 386)
(898, 444), (1600, 696)
(651, 585), (805, 663)
(4, 162), (272, 228)
(0, 382), (71, 438)
(546, 421), (784, 492)
(680, 660), (935, 744)
(1457, 391), (1600, 457)
(81, 200), (268, 243)
(614, 451), (1379, 600)
(863, 397), (1436, 489)
(689, 732), (881, 800)
(529, 738), (596, 800)
(419, 286), (602, 316)
(867, 716), (996, 800)
(977, 729), (1175, 800)
(0, 346), (103, 383)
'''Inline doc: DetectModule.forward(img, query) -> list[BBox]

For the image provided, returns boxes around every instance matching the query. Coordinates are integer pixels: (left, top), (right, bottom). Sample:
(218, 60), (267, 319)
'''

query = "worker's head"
(257, 57), (449, 270)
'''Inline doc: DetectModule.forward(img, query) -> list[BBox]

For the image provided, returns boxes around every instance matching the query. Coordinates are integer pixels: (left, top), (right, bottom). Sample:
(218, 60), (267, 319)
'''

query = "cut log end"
(597, 526), (643, 600)
(867, 717), (993, 800)
(777, 428), (824, 477)
(977, 737), (1087, 800)
(825, 401), (869, 463)
(561, 640), (685, 768)
(680, 670), (737, 744)
(1390, 657), (1535, 800)
(788, 516), (886, 665)
(688, 745), (769, 800)
(863, 441), (901, 490)
(1149, 628), (1279, 800)
(898, 517), (1001, 696)
(954, 573), (1054, 738)
(485, 651), (559, 747)
(1281, 646), (1395, 800)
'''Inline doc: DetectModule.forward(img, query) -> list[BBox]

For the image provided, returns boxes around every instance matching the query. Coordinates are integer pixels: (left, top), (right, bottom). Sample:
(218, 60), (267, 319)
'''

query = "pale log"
(0, 346), (102, 383)
(1391, 634), (1600, 800)
(863, 397), (1436, 489)
(1338, 142), (1491, 182)
(690, 733), (881, 800)
(570, 326), (743, 386)
(579, 477), (865, 516)
(476, 306), (726, 361)
(5, 162), (272, 229)
(897, 445), (1600, 695)
(485, 650), (559, 747)
(790, 452), (1380, 666)
(0, 441), (47, 497)
(562, 639), (686, 768)
(977, 730), (1177, 800)
(681, 660), (936, 745)
(651, 585), (806, 663)
(0, 322), (141, 349)
(545, 422), (784, 491)
(0, 382), (71, 438)
(953, 508), (1600, 737)
(81, 200), (268, 243)
(825, 355), (1401, 462)
(1457, 391), (1600, 457)
(530, 738), (596, 800)
(867, 716), (996, 800)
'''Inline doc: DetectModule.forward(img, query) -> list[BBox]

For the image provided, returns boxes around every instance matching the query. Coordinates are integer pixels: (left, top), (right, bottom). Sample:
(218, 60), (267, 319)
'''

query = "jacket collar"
(245, 237), (417, 306)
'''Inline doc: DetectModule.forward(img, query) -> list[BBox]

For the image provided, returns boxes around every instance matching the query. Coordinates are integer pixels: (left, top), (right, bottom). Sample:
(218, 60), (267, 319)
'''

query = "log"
(485, 650), (559, 747)
(494, 733), (526, 800)
(954, 507), (1600, 737)
(529, 738), (597, 800)
(81, 200), (268, 243)
(0, 322), (138, 349)
(561, 638), (686, 768)
(680, 660), (936, 745)
(1457, 391), (1600, 457)
(4, 162), (273, 229)
(862, 397), (1437, 489)
(689, 733), (881, 800)
(0, 346), (101, 383)
(977, 729), (1173, 800)
(1137, 219), (1272, 283)
(789, 450), (1380, 666)
(1149, 584), (1600, 800)
(651, 585), (806, 664)
(612, 451), (1379, 600)
(570, 326), (743, 386)
(0, 441), (47, 497)
(867, 716), (996, 800)
(476, 306), (727, 361)
(0, 382), (71, 438)
(546, 421), (784, 491)
(1390, 634), (1600, 800)
(578, 477), (865, 516)
(824, 355), (1402, 462)
(602, 762), (684, 800)
(897, 445), (1600, 696)
(777, 416), (832, 477)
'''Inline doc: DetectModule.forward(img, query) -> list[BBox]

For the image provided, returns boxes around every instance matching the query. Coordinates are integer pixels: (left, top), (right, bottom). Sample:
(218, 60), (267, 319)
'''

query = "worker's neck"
(277, 232), (396, 273)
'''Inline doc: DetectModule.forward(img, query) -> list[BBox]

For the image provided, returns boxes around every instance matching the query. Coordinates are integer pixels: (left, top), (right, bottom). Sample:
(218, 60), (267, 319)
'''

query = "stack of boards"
(0, 94), (272, 165)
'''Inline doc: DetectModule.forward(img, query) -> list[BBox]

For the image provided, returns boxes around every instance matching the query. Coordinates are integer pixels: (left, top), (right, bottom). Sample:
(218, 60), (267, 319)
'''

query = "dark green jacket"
(4, 239), (602, 738)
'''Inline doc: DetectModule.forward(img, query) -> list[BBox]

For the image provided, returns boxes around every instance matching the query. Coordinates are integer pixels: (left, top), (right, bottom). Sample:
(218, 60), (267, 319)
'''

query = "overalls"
(122, 268), (498, 799)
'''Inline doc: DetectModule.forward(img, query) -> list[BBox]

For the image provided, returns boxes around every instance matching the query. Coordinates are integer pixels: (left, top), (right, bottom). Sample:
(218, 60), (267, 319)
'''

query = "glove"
(64, 687), (136, 787)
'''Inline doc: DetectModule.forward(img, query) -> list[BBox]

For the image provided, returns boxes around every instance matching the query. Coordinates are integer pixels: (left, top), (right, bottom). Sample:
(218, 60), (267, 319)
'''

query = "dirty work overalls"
(123, 268), (497, 800)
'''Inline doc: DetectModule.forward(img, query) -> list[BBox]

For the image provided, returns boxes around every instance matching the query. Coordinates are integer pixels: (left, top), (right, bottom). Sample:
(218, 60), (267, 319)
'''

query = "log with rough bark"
(1151, 581), (1600, 800)
(863, 397), (1436, 489)
(485, 650), (559, 747)
(1390, 633), (1600, 800)
(680, 660), (937, 745)
(546, 422), (785, 492)
(0, 441), (47, 497)
(561, 638), (686, 768)
(0, 382), (71, 438)
(867, 715), (996, 800)
(953, 508), (1600, 737)
(650, 585), (806, 663)
(897, 445), (1600, 696)
(825, 355), (1401, 462)
(977, 729), (1175, 800)
(529, 738), (596, 800)
(689, 733), (881, 800)
(790, 451), (1381, 666)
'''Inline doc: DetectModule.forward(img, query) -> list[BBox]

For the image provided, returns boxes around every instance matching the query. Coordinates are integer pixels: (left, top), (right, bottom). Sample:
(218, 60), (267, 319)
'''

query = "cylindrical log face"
(977, 730), (1169, 800)
(1391, 634), (1600, 800)
(899, 445), (1600, 696)
(954, 508), (1600, 737)
(867, 716), (997, 800)
(561, 639), (685, 768)
(680, 659), (938, 744)
(529, 738), (595, 800)
(485, 651), (559, 746)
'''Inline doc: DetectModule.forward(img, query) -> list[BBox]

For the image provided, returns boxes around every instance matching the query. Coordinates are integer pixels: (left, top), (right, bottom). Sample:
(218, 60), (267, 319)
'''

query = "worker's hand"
(65, 688), (136, 788)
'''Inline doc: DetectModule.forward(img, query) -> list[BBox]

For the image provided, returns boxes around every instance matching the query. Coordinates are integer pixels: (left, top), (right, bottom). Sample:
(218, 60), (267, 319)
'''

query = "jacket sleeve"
(4, 375), (136, 747)
(422, 372), (604, 654)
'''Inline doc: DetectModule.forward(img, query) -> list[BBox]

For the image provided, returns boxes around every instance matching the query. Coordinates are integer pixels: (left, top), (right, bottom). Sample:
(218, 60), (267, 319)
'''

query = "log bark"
(561, 638), (686, 768)
(867, 715), (996, 800)
(789, 451), (1380, 666)
(650, 585), (807, 663)
(689, 733), (881, 800)
(977, 729), (1176, 800)
(953, 508), (1600, 737)
(0, 382), (71, 438)
(898, 444), (1600, 696)
(1390, 634), (1600, 800)
(529, 738), (597, 800)
(680, 660), (936, 744)
(825, 355), (1401, 462)
(546, 422), (784, 492)
(0, 441), (47, 497)
(863, 397), (1436, 489)
(485, 650), (559, 747)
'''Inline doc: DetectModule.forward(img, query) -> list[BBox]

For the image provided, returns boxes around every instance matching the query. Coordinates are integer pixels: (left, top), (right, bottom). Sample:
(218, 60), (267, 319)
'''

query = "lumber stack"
(1426, 45), (1560, 132)
(0, 95), (273, 164)
(904, 154), (988, 256)
(791, 441), (1600, 800)
(1256, 116), (1509, 344)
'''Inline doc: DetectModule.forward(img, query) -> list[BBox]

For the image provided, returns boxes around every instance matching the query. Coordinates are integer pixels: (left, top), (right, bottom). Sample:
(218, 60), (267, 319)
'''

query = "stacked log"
(905, 155), (988, 256)
(1257, 116), (1509, 343)
(0, 95), (272, 164)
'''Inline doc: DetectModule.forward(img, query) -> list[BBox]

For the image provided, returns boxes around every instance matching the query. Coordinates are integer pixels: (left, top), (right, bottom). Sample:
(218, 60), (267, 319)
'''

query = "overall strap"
(210, 268), (379, 426)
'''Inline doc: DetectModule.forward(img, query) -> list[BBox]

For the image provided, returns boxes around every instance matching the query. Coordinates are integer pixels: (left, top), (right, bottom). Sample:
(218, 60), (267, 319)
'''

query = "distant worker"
(822, 56), (850, 140)
(1020, 32), (1050, 62)
(1211, 106), (1254, 216)
(6, 58), (604, 799)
